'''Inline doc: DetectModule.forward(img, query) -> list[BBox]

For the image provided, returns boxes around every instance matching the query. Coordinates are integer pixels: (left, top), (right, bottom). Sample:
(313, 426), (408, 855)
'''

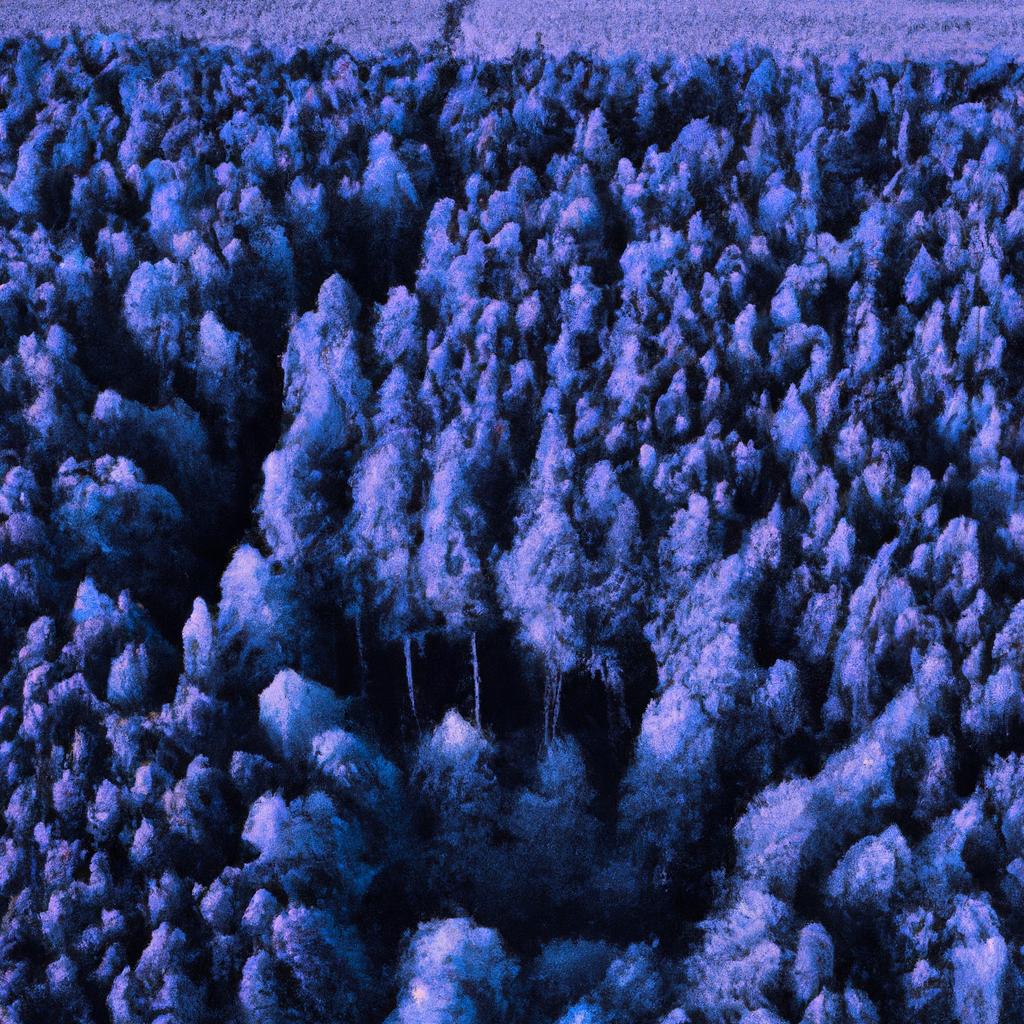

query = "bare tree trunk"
(471, 631), (481, 731)
(404, 635), (419, 732)
(543, 667), (552, 747)
(552, 669), (563, 740)
(597, 652), (627, 736)
(355, 617), (367, 697)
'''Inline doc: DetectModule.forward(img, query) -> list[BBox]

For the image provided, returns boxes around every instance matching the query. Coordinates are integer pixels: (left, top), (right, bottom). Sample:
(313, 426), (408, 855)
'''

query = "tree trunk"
(355, 617), (367, 697)
(471, 631), (481, 731)
(543, 667), (553, 747)
(597, 652), (628, 736)
(552, 669), (563, 740)
(404, 635), (419, 732)
(543, 666), (563, 745)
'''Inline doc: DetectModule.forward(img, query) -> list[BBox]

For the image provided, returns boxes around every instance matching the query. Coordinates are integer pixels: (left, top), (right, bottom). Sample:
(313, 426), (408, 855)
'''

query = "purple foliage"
(2, 31), (1024, 1024)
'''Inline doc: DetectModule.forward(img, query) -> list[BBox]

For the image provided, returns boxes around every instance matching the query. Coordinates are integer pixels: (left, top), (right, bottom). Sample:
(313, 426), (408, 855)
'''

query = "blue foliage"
(4, 32), (1024, 1024)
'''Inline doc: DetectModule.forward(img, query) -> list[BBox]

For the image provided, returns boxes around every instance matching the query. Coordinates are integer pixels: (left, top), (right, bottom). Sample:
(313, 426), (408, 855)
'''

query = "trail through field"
(442, 0), (476, 49)
(6, 0), (1024, 60)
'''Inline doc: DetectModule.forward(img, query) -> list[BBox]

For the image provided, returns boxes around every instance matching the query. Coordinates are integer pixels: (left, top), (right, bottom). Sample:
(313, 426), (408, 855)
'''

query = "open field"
(458, 0), (1024, 61)
(6, 0), (1024, 59)
(2, 0), (444, 53)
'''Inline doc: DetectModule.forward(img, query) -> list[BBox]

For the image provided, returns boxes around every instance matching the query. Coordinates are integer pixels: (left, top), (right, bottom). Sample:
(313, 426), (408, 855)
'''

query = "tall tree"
(498, 408), (587, 743)
(343, 366), (425, 727)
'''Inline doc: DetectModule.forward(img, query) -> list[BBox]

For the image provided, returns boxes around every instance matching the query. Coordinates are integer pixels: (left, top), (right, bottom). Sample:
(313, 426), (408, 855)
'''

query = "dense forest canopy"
(1, 30), (1024, 1023)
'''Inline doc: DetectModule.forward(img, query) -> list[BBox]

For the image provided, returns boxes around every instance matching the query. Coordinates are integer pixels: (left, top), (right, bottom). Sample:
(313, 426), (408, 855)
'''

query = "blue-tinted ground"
(8, 0), (1024, 61)
(2, 30), (1024, 1024)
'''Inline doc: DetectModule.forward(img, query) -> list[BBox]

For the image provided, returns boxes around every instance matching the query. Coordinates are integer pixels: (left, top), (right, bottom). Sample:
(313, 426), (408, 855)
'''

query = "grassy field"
(3, 0), (444, 52)
(5, 0), (1024, 60)
(458, 0), (1024, 61)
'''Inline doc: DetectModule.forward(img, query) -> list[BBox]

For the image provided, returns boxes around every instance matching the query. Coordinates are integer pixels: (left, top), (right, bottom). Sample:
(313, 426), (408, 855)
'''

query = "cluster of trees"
(3, 28), (1024, 1023)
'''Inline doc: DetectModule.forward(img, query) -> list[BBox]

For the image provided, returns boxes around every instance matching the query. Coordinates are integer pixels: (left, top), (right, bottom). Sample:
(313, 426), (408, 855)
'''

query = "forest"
(1, 30), (1024, 1023)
